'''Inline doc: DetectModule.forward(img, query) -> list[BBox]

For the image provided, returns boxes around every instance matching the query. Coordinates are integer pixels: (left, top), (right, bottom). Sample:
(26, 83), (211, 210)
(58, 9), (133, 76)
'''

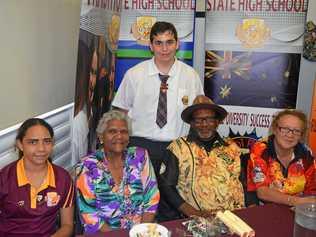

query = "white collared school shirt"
(112, 58), (204, 141)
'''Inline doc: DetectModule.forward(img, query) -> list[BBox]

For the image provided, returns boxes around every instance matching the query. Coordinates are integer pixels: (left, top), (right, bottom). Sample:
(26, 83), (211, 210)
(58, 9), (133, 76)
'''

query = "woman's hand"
(99, 223), (112, 232)
(294, 196), (316, 206)
(256, 186), (315, 206)
(141, 212), (156, 223)
(51, 206), (74, 237)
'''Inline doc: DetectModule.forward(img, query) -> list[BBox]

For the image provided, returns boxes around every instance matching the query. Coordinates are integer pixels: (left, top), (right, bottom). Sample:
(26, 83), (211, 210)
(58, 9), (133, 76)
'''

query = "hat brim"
(181, 104), (228, 124)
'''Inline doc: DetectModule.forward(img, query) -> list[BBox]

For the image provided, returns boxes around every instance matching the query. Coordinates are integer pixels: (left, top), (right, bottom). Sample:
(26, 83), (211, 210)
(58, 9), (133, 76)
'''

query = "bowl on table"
(129, 223), (169, 237)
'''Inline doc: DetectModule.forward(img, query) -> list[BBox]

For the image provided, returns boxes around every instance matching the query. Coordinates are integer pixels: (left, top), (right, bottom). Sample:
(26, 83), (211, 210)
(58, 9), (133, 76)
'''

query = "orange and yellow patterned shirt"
(247, 136), (316, 195)
(164, 134), (244, 212)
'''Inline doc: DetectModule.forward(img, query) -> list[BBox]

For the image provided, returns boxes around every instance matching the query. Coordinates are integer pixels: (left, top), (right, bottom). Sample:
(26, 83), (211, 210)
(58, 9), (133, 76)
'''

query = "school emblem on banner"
(236, 19), (271, 49)
(131, 16), (156, 46)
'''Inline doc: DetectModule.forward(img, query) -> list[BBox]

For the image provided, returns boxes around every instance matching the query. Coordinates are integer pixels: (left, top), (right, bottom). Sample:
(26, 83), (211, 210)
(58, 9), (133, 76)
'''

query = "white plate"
(129, 223), (169, 237)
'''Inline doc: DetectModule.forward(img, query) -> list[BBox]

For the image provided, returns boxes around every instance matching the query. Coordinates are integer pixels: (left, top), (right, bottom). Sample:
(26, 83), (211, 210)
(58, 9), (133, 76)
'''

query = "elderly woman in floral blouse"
(76, 110), (160, 234)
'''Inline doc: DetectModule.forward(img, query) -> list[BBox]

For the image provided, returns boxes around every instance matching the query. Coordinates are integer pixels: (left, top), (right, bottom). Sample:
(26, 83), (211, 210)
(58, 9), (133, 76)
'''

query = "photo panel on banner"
(204, 0), (309, 152)
(72, 0), (122, 164)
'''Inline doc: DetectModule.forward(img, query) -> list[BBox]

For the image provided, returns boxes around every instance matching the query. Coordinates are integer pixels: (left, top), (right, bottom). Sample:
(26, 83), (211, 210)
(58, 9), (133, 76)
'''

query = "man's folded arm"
(159, 150), (186, 210)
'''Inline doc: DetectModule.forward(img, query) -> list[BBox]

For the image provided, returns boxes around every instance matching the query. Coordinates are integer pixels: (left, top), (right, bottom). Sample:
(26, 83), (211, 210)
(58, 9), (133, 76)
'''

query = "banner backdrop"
(218, 105), (281, 152)
(72, 0), (122, 165)
(205, 50), (300, 108)
(205, 0), (308, 53)
(115, 0), (196, 88)
(205, 0), (309, 151)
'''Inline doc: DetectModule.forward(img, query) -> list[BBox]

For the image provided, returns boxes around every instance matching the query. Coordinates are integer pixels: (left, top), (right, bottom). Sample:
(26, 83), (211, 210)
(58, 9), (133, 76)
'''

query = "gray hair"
(96, 110), (132, 136)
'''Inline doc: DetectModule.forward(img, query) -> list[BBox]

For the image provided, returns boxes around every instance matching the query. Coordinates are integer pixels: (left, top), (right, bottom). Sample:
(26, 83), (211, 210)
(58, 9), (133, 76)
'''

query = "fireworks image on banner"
(204, 50), (300, 109)
(227, 128), (259, 152)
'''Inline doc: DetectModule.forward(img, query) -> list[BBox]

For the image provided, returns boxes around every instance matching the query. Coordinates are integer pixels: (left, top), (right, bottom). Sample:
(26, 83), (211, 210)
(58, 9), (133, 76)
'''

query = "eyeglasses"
(193, 116), (217, 124)
(277, 126), (303, 136)
(152, 39), (176, 47)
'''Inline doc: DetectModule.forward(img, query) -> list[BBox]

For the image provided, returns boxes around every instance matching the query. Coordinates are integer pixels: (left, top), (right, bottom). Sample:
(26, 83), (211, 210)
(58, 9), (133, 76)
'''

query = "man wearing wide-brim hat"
(159, 95), (244, 219)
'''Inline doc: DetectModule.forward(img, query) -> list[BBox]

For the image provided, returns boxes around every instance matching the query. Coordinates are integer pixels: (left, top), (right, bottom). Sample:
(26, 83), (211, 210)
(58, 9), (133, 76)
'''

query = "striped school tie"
(156, 74), (169, 128)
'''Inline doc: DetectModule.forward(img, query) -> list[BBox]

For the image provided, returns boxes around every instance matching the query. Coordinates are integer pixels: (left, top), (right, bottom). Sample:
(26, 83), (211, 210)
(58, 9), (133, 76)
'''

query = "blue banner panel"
(204, 50), (300, 109)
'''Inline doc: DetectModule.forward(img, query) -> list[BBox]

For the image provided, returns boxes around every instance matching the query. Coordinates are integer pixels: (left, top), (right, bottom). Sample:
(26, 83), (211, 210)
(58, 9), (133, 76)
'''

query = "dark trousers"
(129, 136), (169, 175)
(129, 136), (182, 222)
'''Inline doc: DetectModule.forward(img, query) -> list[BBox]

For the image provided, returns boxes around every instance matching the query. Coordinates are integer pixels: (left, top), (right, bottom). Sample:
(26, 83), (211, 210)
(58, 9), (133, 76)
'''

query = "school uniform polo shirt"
(0, 159), (74, 237)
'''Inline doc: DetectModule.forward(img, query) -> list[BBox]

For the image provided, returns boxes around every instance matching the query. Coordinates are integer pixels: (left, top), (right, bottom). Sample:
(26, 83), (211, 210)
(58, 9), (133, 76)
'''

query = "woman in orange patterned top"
(247, 109), (316, 206)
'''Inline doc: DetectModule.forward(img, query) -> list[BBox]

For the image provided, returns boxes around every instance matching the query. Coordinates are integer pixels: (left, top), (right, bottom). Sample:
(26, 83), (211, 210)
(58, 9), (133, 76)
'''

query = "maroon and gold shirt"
(0, 159), (74, 237)
(247, 136), (316, 196)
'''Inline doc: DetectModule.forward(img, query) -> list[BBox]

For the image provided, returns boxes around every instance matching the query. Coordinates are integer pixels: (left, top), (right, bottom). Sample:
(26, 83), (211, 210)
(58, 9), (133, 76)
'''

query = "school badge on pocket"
(182, 95), (189, 106)
(46, 192), (60, 207)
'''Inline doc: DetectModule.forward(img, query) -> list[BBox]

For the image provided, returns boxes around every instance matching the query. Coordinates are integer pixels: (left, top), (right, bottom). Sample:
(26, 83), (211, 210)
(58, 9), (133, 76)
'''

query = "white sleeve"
(112, 70), (135, 111)
(193, 70), (204, 95)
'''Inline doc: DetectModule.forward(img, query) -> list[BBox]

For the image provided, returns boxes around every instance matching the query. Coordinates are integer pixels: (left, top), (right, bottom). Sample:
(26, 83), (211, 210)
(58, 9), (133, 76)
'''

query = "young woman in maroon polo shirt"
(0, 118), (74, 237)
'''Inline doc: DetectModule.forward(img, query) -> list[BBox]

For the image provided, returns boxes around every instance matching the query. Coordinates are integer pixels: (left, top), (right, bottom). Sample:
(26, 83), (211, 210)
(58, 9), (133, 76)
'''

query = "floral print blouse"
(76, 146), (160, 233)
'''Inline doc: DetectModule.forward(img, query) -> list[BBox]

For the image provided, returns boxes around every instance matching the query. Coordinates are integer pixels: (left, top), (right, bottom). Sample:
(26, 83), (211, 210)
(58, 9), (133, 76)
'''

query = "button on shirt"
(112, 58), (204, 141)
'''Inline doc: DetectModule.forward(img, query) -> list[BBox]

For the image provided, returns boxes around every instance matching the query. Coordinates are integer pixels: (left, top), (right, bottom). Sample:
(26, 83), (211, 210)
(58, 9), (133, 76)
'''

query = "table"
(77, 204), (294, 237)
(224, 204), (294, 237)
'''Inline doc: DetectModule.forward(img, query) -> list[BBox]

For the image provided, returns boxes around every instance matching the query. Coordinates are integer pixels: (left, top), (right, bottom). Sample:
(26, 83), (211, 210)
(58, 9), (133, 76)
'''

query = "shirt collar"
(265, 135), (311, 163)
(148, 57), (178, 78)
(187, 129), (226, 152)
(17, 158), (56, 188)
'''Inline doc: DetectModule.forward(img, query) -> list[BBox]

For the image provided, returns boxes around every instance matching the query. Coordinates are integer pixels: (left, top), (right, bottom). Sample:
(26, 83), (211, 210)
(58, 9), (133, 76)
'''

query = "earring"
(98, 136), (104, 145)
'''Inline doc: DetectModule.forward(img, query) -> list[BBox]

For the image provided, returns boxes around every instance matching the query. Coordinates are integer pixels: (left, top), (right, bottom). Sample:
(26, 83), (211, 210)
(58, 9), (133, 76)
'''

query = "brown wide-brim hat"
(181, 95), (228, 124)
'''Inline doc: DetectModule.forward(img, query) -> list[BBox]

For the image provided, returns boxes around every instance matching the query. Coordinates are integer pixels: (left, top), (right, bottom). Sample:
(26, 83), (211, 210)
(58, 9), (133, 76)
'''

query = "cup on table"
(293, 202), (316, 237)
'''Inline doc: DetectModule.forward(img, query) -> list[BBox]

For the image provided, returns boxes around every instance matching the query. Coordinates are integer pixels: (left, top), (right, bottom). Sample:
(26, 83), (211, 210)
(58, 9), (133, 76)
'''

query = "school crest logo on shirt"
(45, 192), (60, 207)
(182, 96), (189, 106)
(37, 195), (43, 202)
(253, 166), (265, 183)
